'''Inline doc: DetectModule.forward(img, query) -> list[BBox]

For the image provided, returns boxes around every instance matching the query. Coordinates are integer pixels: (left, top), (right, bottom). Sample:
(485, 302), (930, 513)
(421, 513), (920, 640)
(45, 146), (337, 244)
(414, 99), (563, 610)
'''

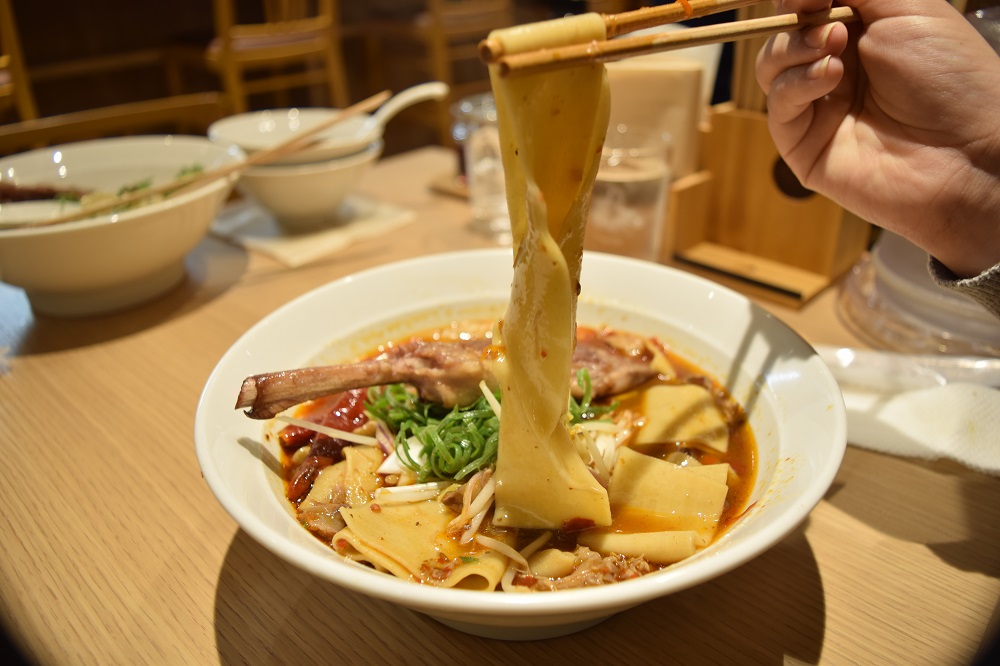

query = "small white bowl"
(209, 108), (373, 165)
(0, 136), (245, 317)
(236, 139), (382, 232)
(194, 249), (847, 641)
(207, 83), (449, 166)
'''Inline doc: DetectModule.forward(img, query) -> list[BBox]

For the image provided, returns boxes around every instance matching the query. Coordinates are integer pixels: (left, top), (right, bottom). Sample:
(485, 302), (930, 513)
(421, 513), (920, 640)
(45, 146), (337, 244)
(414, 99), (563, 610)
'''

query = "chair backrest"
(208, 0), (349, 111)
(363, 1), (514, 145)
(0, 0), (38, 121)
(0, 93), (226, 157)
(213, 0), (338, 54)
(424, 0), (514, 36)
(419, 0), (515, 81)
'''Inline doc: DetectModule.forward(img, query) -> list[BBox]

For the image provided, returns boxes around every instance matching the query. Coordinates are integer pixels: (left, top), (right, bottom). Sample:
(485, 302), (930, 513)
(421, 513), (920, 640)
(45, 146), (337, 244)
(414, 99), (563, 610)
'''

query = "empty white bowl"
(0, 136), (245, 316)
(209, 108), (372, 165)
(194, 248), (847, 640)
(207, 82), (449, 166)
(236, 139), (383, 232)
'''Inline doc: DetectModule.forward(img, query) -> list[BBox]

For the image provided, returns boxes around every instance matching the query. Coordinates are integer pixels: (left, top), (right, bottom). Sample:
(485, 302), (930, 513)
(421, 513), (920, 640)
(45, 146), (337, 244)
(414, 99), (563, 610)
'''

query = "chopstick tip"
(479, 37), (503, 64)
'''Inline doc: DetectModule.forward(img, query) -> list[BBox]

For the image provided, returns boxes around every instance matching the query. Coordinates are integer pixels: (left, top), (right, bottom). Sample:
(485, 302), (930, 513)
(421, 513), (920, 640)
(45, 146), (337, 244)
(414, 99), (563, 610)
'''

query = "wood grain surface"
(1, 147), (997, 665)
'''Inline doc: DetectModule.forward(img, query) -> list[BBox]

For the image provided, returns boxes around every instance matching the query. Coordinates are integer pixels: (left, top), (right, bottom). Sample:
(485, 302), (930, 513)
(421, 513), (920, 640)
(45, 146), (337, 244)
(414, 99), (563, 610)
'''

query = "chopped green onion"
(366, 384), (500, 483)
(568, 368), (617, 424)
(116, 177), (153, 197)
(175, 163), (204, 180)
(366, 369), (613, 483)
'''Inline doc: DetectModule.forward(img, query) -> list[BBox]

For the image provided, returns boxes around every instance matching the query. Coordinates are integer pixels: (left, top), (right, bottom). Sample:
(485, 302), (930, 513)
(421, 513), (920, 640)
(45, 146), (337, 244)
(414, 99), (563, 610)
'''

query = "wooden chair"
(585, 1), (642, 12)
(0, 0), (38, 122)
(0, 92), (226, 157)
(167, 0), (351, 114)
(366, 0), (515, 145)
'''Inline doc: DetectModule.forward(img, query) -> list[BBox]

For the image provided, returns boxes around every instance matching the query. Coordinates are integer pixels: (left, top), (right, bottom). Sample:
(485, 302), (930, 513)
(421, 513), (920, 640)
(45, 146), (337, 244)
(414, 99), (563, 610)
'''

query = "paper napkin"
(211, 196), (416, 267)
(841, 383), (1000, 476)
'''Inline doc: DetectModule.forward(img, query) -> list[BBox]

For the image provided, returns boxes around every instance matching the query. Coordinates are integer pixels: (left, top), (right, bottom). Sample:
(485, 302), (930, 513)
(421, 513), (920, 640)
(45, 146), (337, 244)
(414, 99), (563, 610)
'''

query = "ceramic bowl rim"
(207, 107), (375, 155)
(0, 135), (246, 238)
(194, 248), (847, 619)
(242, 139), (383, 177)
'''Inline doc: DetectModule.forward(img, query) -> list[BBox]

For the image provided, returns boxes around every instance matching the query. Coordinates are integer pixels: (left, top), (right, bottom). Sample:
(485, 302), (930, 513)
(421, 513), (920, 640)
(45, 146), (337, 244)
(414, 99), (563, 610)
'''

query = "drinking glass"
(450, 93), (510, 244)
(585, 125), (672, 262)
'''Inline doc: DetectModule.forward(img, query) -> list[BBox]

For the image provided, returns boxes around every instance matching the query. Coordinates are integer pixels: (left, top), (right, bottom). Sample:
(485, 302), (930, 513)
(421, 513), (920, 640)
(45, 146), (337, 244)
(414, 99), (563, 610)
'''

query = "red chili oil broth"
(273, 323), (757, 545)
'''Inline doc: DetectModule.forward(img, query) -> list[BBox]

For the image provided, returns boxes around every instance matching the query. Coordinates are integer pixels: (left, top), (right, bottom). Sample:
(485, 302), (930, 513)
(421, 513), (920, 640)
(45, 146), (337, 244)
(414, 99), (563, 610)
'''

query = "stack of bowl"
(208, 83), (449, 233)
(208, 108), (384, 232)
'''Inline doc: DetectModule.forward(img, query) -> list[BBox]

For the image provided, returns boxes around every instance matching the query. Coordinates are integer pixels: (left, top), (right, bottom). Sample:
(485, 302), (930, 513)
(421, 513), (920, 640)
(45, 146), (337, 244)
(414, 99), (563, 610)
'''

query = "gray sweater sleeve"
(929, 257), (1000, 320)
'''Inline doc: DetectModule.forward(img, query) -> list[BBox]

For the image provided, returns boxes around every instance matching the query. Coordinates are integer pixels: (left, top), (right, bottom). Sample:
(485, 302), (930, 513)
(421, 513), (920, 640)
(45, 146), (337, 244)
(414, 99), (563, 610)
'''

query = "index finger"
(776, 0), (835, 12)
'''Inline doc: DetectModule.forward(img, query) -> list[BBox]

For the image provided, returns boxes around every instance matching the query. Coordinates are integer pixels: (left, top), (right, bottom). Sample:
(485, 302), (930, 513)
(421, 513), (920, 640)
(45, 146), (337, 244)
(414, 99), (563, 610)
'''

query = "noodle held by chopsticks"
(487, 4), (858, 77)
(486, 14), (613, 530)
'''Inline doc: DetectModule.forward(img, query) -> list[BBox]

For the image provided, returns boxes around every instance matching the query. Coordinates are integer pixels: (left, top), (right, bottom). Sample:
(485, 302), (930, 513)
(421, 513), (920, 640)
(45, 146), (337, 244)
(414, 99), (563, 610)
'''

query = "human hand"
(756, 0), (1000, 277)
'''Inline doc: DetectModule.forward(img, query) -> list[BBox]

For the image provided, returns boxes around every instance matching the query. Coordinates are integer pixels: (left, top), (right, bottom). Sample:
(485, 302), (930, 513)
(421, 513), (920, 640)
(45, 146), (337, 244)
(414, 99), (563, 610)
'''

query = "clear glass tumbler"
(585, 125), (672, 262)
(450, 93), (510, 244)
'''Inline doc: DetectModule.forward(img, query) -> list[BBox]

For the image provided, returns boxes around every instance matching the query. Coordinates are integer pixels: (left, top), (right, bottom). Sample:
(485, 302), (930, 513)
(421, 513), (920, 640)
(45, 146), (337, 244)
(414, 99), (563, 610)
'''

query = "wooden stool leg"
(0, 0), (38, 120)
(220, 61), (248, 114)
(163, 48), (189, 97)
(323, 42), (350, 108)
(364, 34), (387, 97)
(428, 32), (454, 145)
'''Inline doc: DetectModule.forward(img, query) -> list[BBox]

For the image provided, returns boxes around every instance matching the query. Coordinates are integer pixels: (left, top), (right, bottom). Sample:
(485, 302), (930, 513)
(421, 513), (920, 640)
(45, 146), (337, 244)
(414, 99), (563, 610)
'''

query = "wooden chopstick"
(480, 0), (763, 63)
(491, 6), (859, 77)
(604, 0), (763, 38)
(6, 89), (391, 230)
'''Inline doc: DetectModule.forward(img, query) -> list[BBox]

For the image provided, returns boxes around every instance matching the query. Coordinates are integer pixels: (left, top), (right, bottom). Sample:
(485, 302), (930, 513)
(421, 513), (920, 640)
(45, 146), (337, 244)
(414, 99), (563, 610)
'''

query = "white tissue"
(842, 383), (1000, 476)
(211, 196), (416, 267)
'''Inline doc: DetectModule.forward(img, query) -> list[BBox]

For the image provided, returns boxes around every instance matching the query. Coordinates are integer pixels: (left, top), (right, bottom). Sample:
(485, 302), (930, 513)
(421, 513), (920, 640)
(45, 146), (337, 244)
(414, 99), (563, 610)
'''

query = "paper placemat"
(211, 196), (416, 267)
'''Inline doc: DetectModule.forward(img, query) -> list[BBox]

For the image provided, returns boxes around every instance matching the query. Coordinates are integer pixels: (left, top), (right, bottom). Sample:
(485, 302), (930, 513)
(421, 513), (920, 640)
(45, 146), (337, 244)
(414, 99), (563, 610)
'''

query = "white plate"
(194, 249), (846, 640)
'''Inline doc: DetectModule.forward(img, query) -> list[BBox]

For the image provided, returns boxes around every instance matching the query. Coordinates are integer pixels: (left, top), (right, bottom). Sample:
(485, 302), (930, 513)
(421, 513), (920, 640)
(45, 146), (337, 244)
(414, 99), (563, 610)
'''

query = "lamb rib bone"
(235, 333), (657, 420)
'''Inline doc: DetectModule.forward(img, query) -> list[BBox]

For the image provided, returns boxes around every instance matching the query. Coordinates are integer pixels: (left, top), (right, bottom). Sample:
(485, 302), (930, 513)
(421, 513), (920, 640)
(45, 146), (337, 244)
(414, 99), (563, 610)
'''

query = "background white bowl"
(194, 249), (846, 640)
(208, 108), (373, 165)
(0, 136), (245, 316)
(236, 139), (382, 232)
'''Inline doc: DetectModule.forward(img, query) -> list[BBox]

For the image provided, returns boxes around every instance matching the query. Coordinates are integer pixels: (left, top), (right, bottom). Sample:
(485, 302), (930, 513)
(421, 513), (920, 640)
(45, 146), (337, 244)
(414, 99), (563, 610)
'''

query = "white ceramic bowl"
(206, 83), (449, 166)
(236, 139), (382, 232)
(194, 249), (846, 640)
(208, 108), (373, 165)
(0, 136), (245, 316)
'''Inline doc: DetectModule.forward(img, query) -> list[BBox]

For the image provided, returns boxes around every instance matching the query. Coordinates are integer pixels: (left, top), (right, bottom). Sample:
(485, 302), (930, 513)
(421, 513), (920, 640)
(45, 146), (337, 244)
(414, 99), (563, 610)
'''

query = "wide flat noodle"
(635, 384), (730, 452)
(577, 529), (698, 564)
(488, 14), (613, 530)
(300, 446), (383, 511)
(609, 447), (729, 545)
(336, 501), (510, 590)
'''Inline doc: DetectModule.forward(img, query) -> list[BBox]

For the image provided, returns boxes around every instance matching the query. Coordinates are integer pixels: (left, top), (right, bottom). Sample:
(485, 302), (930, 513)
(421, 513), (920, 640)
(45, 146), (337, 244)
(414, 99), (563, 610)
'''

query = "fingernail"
(807, 55), (832, 80)
(804, 23), (836, 50)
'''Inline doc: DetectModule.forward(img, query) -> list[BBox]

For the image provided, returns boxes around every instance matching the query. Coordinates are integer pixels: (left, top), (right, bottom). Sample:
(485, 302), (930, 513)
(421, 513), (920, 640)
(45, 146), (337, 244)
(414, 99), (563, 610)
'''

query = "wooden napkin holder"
(660, 103), (872, 307)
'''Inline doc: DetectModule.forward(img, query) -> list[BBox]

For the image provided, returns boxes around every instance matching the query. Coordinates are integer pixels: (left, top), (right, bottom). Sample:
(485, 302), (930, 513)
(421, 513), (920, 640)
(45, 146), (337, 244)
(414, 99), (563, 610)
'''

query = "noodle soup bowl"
(195, 248), (846, 640)
(0, 136), (245, 316)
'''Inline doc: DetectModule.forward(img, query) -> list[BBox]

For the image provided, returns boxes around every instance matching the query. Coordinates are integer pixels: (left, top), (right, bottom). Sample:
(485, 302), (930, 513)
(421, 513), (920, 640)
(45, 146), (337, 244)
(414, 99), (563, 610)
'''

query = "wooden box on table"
(661, 102), (873, 308)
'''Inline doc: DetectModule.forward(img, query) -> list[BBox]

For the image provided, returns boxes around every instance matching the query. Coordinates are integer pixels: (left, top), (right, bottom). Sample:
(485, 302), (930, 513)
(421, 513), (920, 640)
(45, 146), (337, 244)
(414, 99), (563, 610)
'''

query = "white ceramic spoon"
(290, 80), (450, 159)
(208, 82), (451, 165)
(356, 81), (450, 144)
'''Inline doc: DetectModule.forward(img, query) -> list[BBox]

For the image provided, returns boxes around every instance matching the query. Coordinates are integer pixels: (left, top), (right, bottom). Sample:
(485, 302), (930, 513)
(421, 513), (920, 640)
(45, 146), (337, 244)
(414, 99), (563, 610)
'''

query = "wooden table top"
(1, 146), (997, 665)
